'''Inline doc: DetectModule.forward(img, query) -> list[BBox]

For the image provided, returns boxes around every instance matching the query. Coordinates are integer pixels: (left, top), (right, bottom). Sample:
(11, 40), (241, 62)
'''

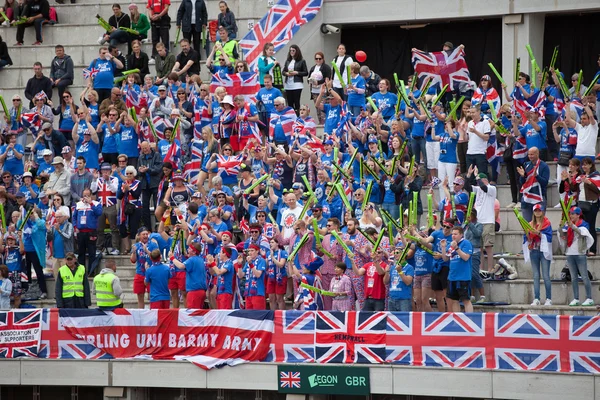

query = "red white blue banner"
(1, 309), (599, 374)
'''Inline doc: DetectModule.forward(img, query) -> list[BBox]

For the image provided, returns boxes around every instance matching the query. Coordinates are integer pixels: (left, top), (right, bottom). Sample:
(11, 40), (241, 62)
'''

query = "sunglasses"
(326, 224), (333, 228)
(443, 224), (453, 229)
(118, 160), (127, 163)
(223, 148), (232, 151)
(13, 99), (21, 102)
(200, 89), (207, 92)
(250, 230), (259, 234)
(114, 94), (122, 97)
(63, 96), (71, 99)
(109, 114), (118, 116)
(315, 57), (322, 60)
(257, 214), (266, 217)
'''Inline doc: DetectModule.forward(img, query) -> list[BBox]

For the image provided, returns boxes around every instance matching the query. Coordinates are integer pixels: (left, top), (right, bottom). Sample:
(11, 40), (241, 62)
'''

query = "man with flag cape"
(517, 147), (550, 223)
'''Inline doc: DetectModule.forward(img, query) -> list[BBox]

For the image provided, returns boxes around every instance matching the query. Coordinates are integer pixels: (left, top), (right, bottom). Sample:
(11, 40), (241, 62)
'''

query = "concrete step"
(491, 254), (600, 280)
(492, 230), (563, 255)
(44, 276), (136, 300)
(496, 159), (600, 185)
(472, 303), (599, 316)
(482, 279), (600, 306)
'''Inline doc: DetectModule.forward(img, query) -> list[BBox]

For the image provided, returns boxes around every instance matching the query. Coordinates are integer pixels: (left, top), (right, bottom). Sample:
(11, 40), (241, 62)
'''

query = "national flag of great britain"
(520, 159), (543, 204)
(280, 371), (301, 388)
(239, 0), (323, 68)
(269, 106), (297, 140)
(183, 141), (203, 186)
(411, 47), (471, 92)
(210, 72), (260, 103)
(21, 112), (42, 135)
(83, 67), (99, 80)
(265, 310), (315, 363)
(215, 154), (244, 175)
(0, 309), (42, 358)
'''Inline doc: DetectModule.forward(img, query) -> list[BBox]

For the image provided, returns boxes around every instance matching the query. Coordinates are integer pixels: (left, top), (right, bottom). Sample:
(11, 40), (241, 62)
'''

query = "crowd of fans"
(0, 0), (599, 312)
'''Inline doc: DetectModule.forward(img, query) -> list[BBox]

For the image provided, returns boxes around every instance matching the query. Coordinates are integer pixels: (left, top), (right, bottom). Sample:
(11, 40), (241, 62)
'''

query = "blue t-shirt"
(216, 259), (234, 295)
(413, 246), (433, 276)
(257, 87), (283, 114)
(411, 113), (425, 138)
(520, 122), (547, 150)
(347, 75), (366, 108)
(0, 144), (24, 175)
(184, 255), (207, 292)
(5, 248), (22, 273)
(446, 238), (473, 281)
(23, 183), (39, 204)
(134, 240), (159, 276)
(439, 131), (458, 164)
(88, 103), (100, 127)
(117, 125), (139, 157)
(431, 229), (451, 272)
(149, 232), (170, 255)
(90, 58), (116, 90)
(371, 91), (398, 121)
(33, 143), (46, 165)
(100, 122), (119, 153)
(382, 178), (395, 204)
(53, 222), (67, 258)
(389, 264), (414, 300)
(323, 104), (342, 135)
(145, 263), (171, 302)
(59, 105), (76, 132)
(76, 137), (100, 171)
(244, 257), (266, 297)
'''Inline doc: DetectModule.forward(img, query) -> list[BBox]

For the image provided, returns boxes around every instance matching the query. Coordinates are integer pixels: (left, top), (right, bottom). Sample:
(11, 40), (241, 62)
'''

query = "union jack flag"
(239, 0), (323, 68)
(239, 218), (250, 235)
(471, 87), (500, 114)
(280, 371), (301, 388)
(315, 311), (387, 364)
(209, 71), (261, 103)
(570, 315), (600, 373)
(38, 309), (110, 360)
(411, 47), (471, 92)
(0, 309), (42, 358)
(193, 99), (212, 141)
(163, 140), (181, 167)
(96, 176), (118, 207)
(21, 112), (42, 135)
(265, 310), (315, 363)
(183, 141), (203, 186)
(83, 67), (99, 80)
(216, 154), (244, 176)
(513, 90), (546, 120)
(334, 102), (351, 138)
(293, 116), (317, 145)
(520, 159), (543, 204)
(125, 87), (143, 112)
(151, 115), (172, 140)
(269, 106), (297, 141)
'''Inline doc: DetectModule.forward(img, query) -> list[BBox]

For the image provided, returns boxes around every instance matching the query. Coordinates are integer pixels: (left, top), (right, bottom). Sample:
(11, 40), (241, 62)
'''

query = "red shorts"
(133, 274), (149, 294)
(245, 296), (266, 310)
(168, 271), (186, 291)
(231, 135), (250, 153)
(186, 289), (206, 309)
(150, 300), (170, 309)
(266, 277), (288, 295)
(216, 293), (233, 309)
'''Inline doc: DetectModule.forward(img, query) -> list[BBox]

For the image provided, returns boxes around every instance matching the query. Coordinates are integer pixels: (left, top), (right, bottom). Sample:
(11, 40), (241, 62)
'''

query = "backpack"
(255, 100), (269, 136)
(48, 7), (58, 24)
(561, 267), (594, 282)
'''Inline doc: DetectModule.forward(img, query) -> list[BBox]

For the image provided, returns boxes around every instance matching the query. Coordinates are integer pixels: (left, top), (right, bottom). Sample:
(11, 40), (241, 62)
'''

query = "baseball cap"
(42, 149), (53, 156)
(477, 173), (488, 180)
(158, 85), (167, 91)
(292, 182), (304, 190)
(38, 191), (47, 198)
(65, 252), (76, 259)
(100, 162), (111, 170)
(192, 192), (202, 198)
(61, 146), (71, 154)
(42, 122), (53, 130)
(533, 204), (545, 212)
(324, 139), (333, 145)
(569, 206), (582, 215)
(15, 192), (25, 198)
(368, 136), (378, 144)
(22, 172), (32, 178)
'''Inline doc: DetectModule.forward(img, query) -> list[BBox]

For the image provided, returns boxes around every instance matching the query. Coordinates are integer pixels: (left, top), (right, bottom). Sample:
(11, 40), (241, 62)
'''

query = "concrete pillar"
(501, 13), (545, 100)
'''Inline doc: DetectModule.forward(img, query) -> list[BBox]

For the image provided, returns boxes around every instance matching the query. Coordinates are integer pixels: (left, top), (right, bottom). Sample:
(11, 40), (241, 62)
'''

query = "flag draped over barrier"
(1, 309), (599, 374)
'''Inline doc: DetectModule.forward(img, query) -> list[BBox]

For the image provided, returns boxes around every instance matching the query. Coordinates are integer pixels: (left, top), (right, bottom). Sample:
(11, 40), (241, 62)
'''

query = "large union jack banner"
(1, 310), (598, 374)
(0, 310), (42, 358)
(239, 0), (323, 68)
(411, 47), (471, 92)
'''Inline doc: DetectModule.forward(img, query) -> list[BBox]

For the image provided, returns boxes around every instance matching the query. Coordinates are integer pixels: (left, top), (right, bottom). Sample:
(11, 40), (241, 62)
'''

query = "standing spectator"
(93, 259), (123, 310)
(92, 163), (120, 255)
(130, 227), (158, 307)
(15, 0), (49, 46)
(308, 51), (331, 125)
(239, 244), (266, 310)
(517, 147), (549, 223)
(282, 44), (307, 114)
(176, 0), (207, 55)
(565, 100), (598, 162)
(385, 258), (414, 312)
(576, 158), (600, 255)
(154, 42), (176, 84)
(465, 105), (490, 180)
(346, 62), (366, 118)
(359, 65), (381, 98)
(145, 249), (172, 309)
(73, 188), (103, 274)
(217, 1), (237, 39)
(138, 142), (162, 231)
(172, 242), (207, 309)
(468, 168), (497, 274)
(257, 42), (278, 86)
(55, 252), (91, 309)
(328, 262), (353, 311)
(0, 34), (12, 69)
(117, 166), (143, 253)
(70, 156), (93, 204)
(441, 226), (474, 313)
(520, 108), (548, 161)
(147, 0), (171, 59)
(127, 40), (150, 80)
(351, 249), (388, 311)
(526, 204), (553, 306)
(257, 74), (282, 119)
(99, 88), (127, 118)
(45, 156), (72, 206)
(171, 39), (200, 81)
(464, 209), (485, 303)
(46, 209), (73, 278)
(24, 62), (52, 108)
(88, 47), (124, 105)
(72, 113), (101, 172)
(558, 207), (595, 307)
(0, 265), (12, 310)
(0, 132), (25, 182)
(0, 234), (22, 308)
(49, 45), (74, 100)
(331, 44), (353, 100)
(52, 90), (78, 145)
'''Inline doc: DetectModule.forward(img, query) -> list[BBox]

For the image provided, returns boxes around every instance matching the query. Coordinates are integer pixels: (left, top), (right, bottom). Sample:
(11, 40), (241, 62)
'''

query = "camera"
(320, 24), (340, 34)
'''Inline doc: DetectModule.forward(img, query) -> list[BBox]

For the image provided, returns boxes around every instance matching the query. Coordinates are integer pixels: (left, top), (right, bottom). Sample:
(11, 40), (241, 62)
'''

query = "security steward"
(56, 252), (91, 309)
(93, 259), (123, 310)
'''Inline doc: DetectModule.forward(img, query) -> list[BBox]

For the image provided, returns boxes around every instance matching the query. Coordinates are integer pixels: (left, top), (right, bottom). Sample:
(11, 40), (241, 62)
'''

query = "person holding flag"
(517, 147), (550, 223)
(574, 158), (600, 255)
(523, 204), (553, 306)
(470, 75), (500, 116)
(233, 95), (260, 153)
(289, 257), (324, 311)
(238, 243), (267, 310)
(211, 247), (236, 309)
(558, 207), (594, 307)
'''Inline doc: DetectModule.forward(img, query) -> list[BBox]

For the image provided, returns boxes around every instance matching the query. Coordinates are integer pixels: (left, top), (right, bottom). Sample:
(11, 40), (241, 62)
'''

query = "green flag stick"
(412, 191), (418, 226)
(409, 75), (417, 93)
(367, 97), (378, 113)
(433, 84), (449, 105)
(583, 73), (600, 97)
(331, 230), (354, 258)
(174, 27), (181, 48)
(288, 233), (310, 261)
(395, 244), (411, 267)
(0, 96), (10, 124)
(146, 116), (159, 143)
(298, 195), (315, 220)
(335, 183), (352, 211)
(487, 63), (506, 86)
(448, 96), (465, 120)
(15, 104), (21, 122)
(427, 194), (433, 228)
(515, 57), (521, 82)
(359, 160), (363, 182)
(332, 162), (352, 180)
(201, 28), (206, 49)
(387, 223), (394, 247)
(408, 201), (413, 226)
(300, 282), (338, 297)
(371, 229), (385, 254)
(96, 14), (112, 31)
(357, 228), (377, 246)
(559, 197), (569, 225)
(345, 148), (360, 172)
(18, 207), (34, 231)
(361, 160), (378, 179)
(362, 181), (374, 211)
(398, 205), (403, 229)
(371, 157), (389, 177)
(301, 175), (316, 199)
(398, 80), (411, 106)
(267, 213), (277, 226)
(0, 203), (5, 231)
(407, 155), (416, 176)
(128, 107), (138, 124)
(312, 219), (334, 258)
(526, 44), (540, 74)
(119, 26), (140, 35)
(331, 62), (346, 88)
(576, 69), (583, 97)
(465, 192), (476, 221)
(346, 65), (352, 86)
(405, 235), (436, 255)
(0, 10), (9, 23)
(11, 16), (28, 25)
(555, 69), (571, 100)
(381, 208), (402, 231)
(244, 174), (269, 195)
(417, 77), (432, 101)
(419, 100), (432, 120)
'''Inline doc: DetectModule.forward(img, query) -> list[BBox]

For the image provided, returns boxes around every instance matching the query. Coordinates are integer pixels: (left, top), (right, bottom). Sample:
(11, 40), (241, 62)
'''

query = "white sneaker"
(148, 58), (156, 65)
(544, 299), (552, 306)
(477, 296), (486, 303)
(582, 298), (595, 306)
(110, 249), (120, 255)
(569, 299), (580, 306)
(470, 296), (476, 303)
(515, 202), (521, 209)
(506, 202), (516, 209)
(553, 203), (562, 208)
(531, 299), (541, 306)
(97, 35), (105, 45)
(141, 38), (150, 43)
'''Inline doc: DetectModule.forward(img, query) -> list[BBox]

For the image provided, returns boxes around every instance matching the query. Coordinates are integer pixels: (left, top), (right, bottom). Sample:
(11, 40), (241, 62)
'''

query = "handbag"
(503, 136), (514, 161)
(124, 202), (135, 216)
(557, 150), (572, 166)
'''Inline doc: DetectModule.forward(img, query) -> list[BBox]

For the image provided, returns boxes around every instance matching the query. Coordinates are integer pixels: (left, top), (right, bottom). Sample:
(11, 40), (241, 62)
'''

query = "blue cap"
(569, 206), (582, 215)
(15, 192), (25, 198)
(368, 136), (378, 144)
(323, 139), (333, 145)
(304, 258), (324, 272)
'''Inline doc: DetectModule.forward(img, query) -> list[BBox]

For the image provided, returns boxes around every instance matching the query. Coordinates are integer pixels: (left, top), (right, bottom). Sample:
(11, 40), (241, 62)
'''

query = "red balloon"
(355, 50), (367, 63)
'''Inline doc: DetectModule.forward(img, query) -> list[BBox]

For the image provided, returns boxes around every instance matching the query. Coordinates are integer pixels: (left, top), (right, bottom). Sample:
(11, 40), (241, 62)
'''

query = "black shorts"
(447, 280), (472, 301)
(431, 266), (449, 291)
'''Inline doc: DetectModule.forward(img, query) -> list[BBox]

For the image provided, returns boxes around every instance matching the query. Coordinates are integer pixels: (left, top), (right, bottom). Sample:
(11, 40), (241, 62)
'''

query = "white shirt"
(310, 65), (322, 94)
(284, 60), (303, 91)
(575, 121), (598, 157)
(280, 205), (302, 242)
(474, 184), (496, 224)
(466, 118), (491, 155)
(332, 55), (353, 89)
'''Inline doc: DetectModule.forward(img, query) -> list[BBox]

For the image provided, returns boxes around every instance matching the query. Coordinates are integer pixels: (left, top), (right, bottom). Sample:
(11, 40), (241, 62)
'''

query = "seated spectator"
(126, 40), (150, 80)
(15, 0), (49, 46)
(24, 62), (52, 108)
(99, 4), (131, 47)
(0, 34), (12, 69)
(49, 45), (74, 101)
(0, 0), (18, 24)
(172, 39), (200, 81)
(154, 42), (176, 85)
(99, 87), (127, 118)
(217, 1), (237, 39)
